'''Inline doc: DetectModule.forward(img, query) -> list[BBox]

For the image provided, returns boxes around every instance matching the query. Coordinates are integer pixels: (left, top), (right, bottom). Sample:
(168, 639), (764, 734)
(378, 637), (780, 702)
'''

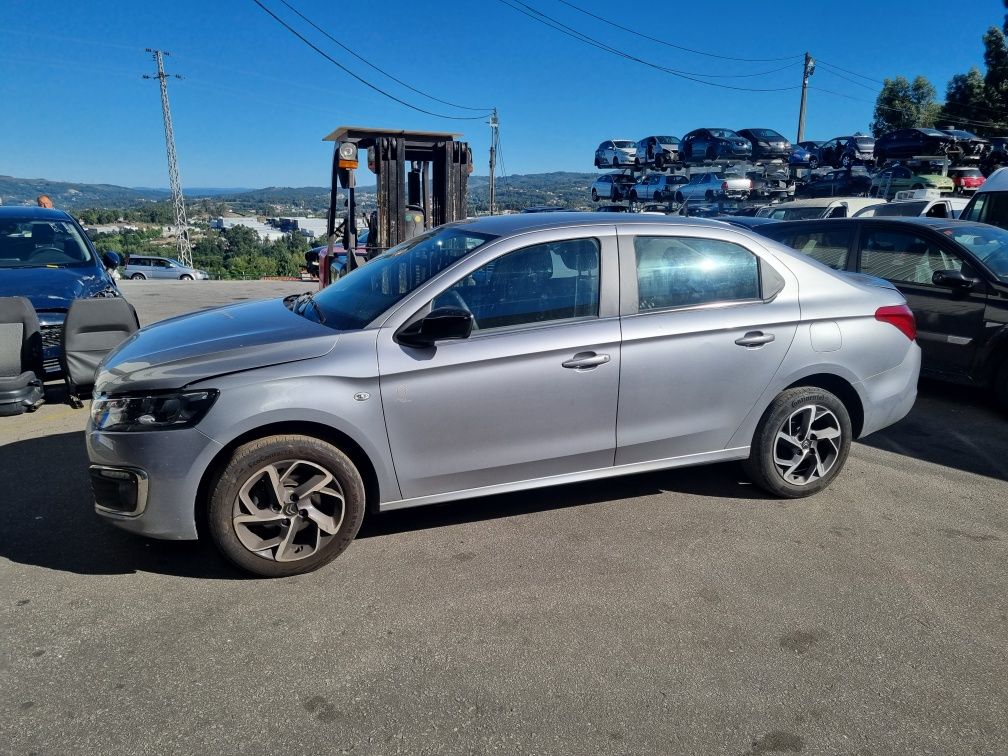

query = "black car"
(736, 128), (792, 161)
(819, 136), (876, 169)
(679, 128), (753, 164)
(795, 169), (873, 198)
(0, 207), (122, 374)
(940, 129), (989, 162)
(983, 136), (1008, 174)
(754, 217), (1008, 404)
(874, 128), (958, 162)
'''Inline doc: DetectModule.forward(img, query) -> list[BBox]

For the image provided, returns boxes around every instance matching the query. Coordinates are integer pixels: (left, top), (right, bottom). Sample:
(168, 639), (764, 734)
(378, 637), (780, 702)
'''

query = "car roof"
(0, 206), (75, 221)
(975, 166), (1008, 192)
(762, 216), (992, 231)
(451, 212), (729, 236)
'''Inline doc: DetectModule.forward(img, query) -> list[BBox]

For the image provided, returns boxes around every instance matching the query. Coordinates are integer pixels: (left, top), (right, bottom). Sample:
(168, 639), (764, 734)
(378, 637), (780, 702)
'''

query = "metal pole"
(796, 52), (814, 144)
(489, 108), (498, 215)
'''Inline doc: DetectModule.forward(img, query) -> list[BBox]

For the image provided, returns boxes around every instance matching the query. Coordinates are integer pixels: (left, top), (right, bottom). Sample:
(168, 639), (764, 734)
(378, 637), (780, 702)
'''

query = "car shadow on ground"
(859, 379), (1007, 482)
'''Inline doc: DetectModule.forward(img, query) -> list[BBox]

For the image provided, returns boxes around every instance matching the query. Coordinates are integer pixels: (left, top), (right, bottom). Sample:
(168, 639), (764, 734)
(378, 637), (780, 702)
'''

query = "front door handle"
(562, 352), (610, 369)
(735, 331), (775, 348)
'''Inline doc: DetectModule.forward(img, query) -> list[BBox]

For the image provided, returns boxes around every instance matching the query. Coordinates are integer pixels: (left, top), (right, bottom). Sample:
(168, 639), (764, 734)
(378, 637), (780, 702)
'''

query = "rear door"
(856, 221), (988, 378)
(615, 225), (799, 463)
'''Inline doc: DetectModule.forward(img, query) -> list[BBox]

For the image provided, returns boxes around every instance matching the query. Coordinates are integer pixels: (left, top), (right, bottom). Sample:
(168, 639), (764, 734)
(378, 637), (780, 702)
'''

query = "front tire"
(592, 189), (599, 202)
(207, 434), (366, 577)
(994, 360), (1008, 414)
(180, 274), (193, 281)
(742, 387), (852, 498)
(808, 156), (819, 170)
(130, 273), (146, 280)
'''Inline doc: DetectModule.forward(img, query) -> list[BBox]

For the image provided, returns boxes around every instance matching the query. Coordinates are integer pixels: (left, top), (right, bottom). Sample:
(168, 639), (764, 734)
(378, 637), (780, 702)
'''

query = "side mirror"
(397, 306), (473, 348)
(102, 251), (121, 269)
(932, 270), (977, 289)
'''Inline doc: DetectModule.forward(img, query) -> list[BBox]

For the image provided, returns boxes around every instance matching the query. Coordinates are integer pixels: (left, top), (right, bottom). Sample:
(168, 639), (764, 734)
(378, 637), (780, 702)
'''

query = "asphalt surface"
(2, 281), (1006, 755)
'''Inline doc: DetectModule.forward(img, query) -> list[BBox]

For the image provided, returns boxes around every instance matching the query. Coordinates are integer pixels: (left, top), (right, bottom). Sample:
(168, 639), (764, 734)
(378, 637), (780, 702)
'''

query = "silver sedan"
(88, 214), (920, 576)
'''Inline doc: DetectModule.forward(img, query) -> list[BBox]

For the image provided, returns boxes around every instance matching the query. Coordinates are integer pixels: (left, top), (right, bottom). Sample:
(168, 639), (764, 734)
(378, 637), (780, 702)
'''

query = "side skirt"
(379, 446), (751, 513)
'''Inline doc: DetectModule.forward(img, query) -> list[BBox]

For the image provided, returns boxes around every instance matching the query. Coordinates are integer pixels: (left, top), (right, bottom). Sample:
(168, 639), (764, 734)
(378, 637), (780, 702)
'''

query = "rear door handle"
(562, 352), (610, 369)
(734, 331), (775, 347)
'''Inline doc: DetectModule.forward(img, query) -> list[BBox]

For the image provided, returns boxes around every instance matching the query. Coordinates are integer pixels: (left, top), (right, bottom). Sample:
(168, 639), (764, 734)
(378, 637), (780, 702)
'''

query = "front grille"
(41, 323), (62, 351)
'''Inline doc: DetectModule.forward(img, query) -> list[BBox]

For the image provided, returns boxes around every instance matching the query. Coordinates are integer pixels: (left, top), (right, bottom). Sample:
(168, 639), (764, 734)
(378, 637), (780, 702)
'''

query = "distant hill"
(0, 171), (602, 213)
(0, 175), (170, 208)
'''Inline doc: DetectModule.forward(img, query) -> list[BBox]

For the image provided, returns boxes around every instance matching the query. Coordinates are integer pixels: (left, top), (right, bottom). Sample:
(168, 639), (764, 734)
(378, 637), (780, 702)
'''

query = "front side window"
(432, 238), (600, 332)
(634, 236), (760, 311)
(940, 225), (1008, 282)
(860, 230), (963, 285)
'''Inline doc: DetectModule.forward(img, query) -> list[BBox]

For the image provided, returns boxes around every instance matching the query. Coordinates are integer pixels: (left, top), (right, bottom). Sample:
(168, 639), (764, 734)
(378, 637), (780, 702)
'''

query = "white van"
(755, 196), (879, 220)
(960, 167), (1008, 228)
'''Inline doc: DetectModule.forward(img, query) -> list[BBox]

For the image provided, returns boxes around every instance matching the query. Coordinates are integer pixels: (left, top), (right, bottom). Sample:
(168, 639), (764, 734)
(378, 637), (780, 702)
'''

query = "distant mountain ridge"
(0, 171), (600, 211)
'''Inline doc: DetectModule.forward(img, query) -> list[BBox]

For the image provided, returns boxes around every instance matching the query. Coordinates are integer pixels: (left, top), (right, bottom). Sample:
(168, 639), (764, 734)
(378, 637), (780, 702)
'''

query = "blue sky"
(0, 0), (1001, 187)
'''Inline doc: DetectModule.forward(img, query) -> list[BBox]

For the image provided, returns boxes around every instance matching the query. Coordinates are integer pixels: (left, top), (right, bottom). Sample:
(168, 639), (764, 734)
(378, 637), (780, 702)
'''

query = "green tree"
(943, 67), (988, 129)
(871, 75), (940, 136)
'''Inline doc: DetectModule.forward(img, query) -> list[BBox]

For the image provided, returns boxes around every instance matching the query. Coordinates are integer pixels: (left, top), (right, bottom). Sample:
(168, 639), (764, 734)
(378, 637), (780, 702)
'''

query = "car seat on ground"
(60, 298), (140, 408)
(0, 296), (45, 416)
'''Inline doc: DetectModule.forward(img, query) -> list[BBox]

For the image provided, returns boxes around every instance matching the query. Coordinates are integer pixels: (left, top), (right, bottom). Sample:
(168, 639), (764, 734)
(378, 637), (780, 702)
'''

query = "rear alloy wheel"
(809, 156), (819, 170)
(180, 274), (193, 281)
(743, 387), (852, 498)
(208, 434), (366, 577)
(592, 189), (599, 202)
(130, 273), (146, 280)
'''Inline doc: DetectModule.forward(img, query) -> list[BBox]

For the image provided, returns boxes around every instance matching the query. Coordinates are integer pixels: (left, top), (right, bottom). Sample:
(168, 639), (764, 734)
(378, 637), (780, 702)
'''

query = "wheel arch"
(785, 372), (865, 438)
(195, 420), (383, 537)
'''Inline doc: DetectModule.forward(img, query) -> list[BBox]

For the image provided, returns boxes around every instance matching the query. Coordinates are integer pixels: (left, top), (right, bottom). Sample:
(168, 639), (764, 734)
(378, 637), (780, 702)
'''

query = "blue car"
(0, 207), (121, 374)
(789, 144), (815, 167)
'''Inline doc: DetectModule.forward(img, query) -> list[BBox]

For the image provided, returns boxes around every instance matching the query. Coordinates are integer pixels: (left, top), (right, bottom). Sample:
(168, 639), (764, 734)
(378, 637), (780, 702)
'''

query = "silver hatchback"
(88, 214), (920, 576)
(120, 255), (208, 280)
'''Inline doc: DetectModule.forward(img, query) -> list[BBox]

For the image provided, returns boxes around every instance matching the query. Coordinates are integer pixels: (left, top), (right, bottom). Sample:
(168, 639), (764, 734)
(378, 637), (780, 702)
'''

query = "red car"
(949, 167), (985, 194)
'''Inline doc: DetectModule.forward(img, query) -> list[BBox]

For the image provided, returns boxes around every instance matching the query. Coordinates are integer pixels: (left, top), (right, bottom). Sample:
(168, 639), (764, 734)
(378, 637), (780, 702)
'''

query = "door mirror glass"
(101, 251), (121, 269)
(397, 306), (473, 348)
(931, 269), (976, 289)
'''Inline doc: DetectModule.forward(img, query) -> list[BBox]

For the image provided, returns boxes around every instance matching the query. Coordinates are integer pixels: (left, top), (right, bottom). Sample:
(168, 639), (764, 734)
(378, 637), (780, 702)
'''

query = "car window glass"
(433, 238), (600, 332)
(0, 219), (93, 267)
(940, 225), (1008, 282)
(860, 230), (961, 285)
(633, 236), (759, 311)
(962, 192), (1008, 230)
(773, 228), (852, 270)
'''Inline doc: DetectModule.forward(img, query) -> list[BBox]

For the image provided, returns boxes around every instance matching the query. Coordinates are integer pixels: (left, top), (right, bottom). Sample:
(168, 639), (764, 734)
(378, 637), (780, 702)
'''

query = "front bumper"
(87, 425), (223, 540)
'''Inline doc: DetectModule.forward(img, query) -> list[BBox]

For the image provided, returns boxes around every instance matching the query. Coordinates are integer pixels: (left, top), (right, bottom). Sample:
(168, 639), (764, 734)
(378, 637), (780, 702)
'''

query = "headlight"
(91, 390), (218, 432)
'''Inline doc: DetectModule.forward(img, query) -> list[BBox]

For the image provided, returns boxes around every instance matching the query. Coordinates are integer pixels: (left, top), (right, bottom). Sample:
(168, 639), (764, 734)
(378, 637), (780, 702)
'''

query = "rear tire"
(705, 190), (714, 201)
(592, 189), (599, 202)
(742, 387), (852, 498)
(207, 434), (366, 577)
(809, 156), (819, 170)
(130, 273), (146, 280)
(180, 274), (193, 281)
(675, 192), (684, 204)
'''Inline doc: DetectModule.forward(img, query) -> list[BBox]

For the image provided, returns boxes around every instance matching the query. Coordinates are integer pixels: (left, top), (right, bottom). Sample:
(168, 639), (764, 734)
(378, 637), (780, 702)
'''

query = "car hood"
(0, 265), (114, 312)
(95, 297), (339, 394)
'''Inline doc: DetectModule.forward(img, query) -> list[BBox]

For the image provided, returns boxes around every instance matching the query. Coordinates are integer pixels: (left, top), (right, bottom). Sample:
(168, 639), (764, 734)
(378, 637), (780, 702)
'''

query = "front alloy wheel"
(743, 387), (852, 497)
(208, 435), (365, 576)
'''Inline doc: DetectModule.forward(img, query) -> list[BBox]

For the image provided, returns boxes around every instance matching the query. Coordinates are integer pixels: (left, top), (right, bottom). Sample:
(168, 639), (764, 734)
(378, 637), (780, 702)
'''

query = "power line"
(498, 0), (799, 92)
(810, 85), (1007, 130)
(553, 0), (801, 63)
(250, 0), (492, 120)
(814, 59), (884, 85)
(816, 63), (879, 93)
(273, 0), (492, 112)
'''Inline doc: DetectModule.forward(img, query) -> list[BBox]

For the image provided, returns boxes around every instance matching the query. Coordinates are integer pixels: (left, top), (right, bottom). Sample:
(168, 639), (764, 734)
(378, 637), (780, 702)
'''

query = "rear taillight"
(875, 304), (916, 341)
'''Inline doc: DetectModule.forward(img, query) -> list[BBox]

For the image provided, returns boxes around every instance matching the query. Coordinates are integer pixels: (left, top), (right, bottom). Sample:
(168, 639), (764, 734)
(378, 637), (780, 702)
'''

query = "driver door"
(377, 232), (621, 501)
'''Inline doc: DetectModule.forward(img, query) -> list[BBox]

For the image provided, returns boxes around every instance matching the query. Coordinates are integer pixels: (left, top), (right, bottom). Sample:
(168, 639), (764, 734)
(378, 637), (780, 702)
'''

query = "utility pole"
(144, 49), (193, 268)
(488, 108), (498, 215)
(796, 52), (815, 144)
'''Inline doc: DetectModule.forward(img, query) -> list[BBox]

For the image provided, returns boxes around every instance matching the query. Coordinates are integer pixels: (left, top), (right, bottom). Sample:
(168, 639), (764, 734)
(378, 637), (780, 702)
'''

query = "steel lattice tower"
(144, 49), (193, 267)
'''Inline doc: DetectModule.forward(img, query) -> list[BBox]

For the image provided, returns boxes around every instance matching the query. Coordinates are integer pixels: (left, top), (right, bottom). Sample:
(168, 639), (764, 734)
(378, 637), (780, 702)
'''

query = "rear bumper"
(858, 344), (921, 437)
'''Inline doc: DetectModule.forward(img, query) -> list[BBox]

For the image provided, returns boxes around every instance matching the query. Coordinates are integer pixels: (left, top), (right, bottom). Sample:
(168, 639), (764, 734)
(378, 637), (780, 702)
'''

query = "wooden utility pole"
(488, 109), (498, 215)
(796, 52), (815, 143)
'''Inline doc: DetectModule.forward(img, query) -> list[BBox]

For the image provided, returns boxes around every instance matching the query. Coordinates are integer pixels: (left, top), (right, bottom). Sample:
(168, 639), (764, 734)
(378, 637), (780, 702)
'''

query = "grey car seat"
(61, 298), (140, 407)
(0, 296), (45, 416)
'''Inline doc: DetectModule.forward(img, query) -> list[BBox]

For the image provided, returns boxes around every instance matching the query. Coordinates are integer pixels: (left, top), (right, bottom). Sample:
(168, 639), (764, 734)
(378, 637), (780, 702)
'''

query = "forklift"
(311, 127), (473, 288)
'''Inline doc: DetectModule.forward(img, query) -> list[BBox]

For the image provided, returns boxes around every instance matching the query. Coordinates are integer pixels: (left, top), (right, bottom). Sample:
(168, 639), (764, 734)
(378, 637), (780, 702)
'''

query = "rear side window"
(860, 230), (961, 285)
(634, 236), (759, 311)
(768, 228), (852, 270)
(961, 192), (1008, 230)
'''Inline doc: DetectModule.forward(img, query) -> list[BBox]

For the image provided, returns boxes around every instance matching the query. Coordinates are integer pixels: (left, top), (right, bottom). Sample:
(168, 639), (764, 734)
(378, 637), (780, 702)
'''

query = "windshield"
(750, 129), (782, 139)
(0, 218), (94, 268)
(919, 129), (946, 137)
(868, 201), (930, 217)
(951, 168), (983, 177)
(303, 226), (496, 329)
(613, 141), (635, 148)
(657, 136), (679, 144)
(708, 129), (739, 139)
(941, 225), (1008, 281)
(758, 206), (832, 220)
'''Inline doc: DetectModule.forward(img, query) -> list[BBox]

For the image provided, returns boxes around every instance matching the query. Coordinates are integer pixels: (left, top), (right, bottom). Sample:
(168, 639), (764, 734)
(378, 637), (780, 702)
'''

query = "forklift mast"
(315, 127), (472, 288)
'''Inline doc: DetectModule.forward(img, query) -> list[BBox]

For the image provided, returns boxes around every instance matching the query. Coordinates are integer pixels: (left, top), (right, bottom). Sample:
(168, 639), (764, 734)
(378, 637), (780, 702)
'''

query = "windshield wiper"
(294, 292), (326, 324)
